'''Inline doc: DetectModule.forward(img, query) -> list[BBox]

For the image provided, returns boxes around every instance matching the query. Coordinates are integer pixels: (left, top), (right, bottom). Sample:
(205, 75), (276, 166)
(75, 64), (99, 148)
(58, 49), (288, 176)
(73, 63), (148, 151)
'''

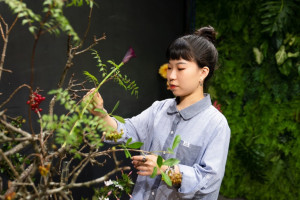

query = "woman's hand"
(132, 155), (167, 176)
(83, 88), (107, 117)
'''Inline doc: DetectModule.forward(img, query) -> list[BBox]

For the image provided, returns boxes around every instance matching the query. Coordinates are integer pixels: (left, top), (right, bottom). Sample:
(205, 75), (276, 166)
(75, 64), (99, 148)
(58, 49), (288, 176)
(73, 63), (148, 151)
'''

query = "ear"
(199, 66), (209, 80)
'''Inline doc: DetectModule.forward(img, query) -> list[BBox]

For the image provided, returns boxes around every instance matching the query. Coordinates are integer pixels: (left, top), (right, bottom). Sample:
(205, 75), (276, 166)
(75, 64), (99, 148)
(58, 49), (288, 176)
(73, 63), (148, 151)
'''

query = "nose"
(168, 68), (176, 81)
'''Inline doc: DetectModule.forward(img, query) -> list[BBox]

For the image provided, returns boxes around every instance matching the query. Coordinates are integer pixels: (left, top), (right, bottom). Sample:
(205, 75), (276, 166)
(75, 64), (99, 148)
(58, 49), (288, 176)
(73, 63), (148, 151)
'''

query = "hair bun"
(194, 26), (217, 44)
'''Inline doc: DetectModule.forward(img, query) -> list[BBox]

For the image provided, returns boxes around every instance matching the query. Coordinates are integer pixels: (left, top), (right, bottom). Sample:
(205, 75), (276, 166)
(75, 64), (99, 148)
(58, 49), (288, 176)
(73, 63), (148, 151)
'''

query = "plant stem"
(62, 62), (124, 147)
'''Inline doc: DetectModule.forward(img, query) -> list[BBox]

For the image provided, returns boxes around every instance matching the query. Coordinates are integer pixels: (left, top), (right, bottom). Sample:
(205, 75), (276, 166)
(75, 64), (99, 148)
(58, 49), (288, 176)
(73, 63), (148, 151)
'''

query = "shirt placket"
(147, 112), (181, 200)
(162, 112), (181, 159)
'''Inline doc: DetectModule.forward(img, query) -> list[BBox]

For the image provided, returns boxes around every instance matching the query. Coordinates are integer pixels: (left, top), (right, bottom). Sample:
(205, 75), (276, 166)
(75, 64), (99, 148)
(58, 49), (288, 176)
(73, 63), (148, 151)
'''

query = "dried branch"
(0, 13), (19, 80)
(75, 34), (106, 56)
(3, 141), (31, 158)
(47, 165), (130, 195)
(0, 84), (32, 110)
(0, 149), (20, 178)
(0, 118), (32, 138)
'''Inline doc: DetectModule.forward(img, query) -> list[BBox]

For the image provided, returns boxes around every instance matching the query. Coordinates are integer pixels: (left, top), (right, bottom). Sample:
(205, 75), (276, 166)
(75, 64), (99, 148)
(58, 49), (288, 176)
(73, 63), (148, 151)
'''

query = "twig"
(0, 14), (18, 80)
(0, 84), (32, 110)
(0, 149), (20, 178)
(47, 166), (130, 195)
(75, 34), (106, 55)
(0, 118), (32, 138)
(4, 164), (35, 197)
(3, 140), (31, 158)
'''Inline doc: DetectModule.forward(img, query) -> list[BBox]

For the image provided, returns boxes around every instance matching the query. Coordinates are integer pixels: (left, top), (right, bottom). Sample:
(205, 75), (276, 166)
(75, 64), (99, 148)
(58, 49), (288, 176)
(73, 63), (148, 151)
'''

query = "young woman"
(86, 26), (230, 200)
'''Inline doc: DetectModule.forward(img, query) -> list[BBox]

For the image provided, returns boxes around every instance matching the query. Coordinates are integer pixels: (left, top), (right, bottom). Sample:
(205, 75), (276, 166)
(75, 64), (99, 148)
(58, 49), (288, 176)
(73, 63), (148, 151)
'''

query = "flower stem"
(62, 62), (124, 147)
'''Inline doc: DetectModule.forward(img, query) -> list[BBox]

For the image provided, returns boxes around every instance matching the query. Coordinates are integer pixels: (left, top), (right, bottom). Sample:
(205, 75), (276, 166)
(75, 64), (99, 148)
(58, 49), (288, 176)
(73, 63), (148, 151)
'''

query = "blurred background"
(0, 0), (299, 199)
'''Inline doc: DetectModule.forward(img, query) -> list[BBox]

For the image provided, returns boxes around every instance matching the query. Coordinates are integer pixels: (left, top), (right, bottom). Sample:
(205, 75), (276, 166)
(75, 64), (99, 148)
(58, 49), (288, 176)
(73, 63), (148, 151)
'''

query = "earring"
(199, 79), (203, 87)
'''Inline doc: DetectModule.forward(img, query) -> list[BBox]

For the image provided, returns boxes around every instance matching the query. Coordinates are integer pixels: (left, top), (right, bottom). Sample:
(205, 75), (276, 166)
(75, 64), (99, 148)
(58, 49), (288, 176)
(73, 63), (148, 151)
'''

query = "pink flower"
(122, 47), (136, 64)
(213, 100), (222, 113)
(107, 191), (112, 196)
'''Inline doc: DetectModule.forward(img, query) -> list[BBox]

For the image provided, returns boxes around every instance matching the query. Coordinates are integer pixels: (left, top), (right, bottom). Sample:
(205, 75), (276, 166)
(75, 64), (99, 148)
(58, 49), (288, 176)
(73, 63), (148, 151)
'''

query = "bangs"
(166, 38), (194, 61)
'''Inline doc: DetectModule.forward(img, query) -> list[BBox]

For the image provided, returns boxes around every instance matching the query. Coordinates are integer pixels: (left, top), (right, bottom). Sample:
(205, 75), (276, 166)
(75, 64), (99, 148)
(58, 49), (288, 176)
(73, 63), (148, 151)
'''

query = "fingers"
(132, 155), (157, 176)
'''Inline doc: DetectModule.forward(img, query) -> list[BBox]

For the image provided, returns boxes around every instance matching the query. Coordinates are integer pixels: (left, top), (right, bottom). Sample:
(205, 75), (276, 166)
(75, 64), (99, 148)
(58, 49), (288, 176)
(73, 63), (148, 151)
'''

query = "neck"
(177, 91), (204, 111)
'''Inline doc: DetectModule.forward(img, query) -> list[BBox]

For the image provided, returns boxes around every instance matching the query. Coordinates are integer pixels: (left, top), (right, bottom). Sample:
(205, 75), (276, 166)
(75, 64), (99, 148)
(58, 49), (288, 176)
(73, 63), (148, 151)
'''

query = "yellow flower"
(158, 63), (168, 79)
(39, 163), (51, 176)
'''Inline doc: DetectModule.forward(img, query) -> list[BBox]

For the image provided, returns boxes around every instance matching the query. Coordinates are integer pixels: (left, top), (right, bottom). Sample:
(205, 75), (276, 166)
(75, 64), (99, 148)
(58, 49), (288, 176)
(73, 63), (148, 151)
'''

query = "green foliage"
(84, 49), (139, 98)
(93, 172), (134, 200)
(3, 0), (81, 40)
(150, 135), (181, 186)
(44, 88), (110, 157)
(0, 117), (29, 178)
(196, 0), (300, 199)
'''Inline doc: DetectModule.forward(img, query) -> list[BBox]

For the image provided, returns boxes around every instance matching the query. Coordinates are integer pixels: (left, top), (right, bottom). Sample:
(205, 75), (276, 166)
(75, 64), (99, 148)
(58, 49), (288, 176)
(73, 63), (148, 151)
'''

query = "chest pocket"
(175, 140), (201, 166)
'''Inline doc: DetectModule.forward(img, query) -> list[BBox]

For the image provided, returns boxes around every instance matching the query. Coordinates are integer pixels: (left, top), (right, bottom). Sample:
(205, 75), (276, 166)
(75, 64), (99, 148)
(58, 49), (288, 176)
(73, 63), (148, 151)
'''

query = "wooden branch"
(0, 84), (32, 110)
(46, 166), (131, 195)
(0, 14), (18, 80)
(0, 118), (32, 138)
(75, 34), (106, 55)
(0, 149), (20, 178)
(4, 164), (35, 197)
(3, 140), (31, 158)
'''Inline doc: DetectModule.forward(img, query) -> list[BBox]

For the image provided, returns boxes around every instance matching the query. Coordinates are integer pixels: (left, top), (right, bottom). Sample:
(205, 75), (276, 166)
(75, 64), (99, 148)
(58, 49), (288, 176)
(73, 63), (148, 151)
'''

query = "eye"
(178, 68), (185, 71)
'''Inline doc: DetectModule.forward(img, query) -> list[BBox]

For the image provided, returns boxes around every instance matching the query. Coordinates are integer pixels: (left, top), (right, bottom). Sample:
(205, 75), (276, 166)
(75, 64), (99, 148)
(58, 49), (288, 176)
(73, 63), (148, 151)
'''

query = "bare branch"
(75, 34), (106, 56)
(0, 84), (32, 110)
(0, 149), (20, 178)
(0, 118), (32, 138)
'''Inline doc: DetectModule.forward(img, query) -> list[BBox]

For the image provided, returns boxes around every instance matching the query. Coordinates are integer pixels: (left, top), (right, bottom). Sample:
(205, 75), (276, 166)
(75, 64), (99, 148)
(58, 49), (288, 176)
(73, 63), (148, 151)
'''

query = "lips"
(169, 84), (177, 89)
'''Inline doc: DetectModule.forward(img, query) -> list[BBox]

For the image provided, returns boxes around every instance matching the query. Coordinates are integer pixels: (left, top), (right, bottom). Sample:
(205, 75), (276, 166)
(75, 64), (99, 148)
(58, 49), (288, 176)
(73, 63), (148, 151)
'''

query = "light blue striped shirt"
(114, 94), (230, 200)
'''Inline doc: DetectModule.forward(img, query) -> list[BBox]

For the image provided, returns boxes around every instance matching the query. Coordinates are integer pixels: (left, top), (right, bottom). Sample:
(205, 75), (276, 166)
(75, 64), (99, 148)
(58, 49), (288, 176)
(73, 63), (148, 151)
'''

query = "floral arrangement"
(0, 1), (180, 199)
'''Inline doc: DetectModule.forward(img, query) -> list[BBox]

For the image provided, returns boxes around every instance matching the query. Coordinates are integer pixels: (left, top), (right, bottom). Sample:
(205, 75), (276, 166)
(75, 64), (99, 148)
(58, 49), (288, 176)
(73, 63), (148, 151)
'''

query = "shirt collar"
(167, 94), (212, 120)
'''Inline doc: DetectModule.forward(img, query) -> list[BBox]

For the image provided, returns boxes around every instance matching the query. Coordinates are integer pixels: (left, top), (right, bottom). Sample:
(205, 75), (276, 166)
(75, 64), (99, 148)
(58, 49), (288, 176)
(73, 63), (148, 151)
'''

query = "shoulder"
(204, 105), (230, 132)
(150, 98), (175, 111)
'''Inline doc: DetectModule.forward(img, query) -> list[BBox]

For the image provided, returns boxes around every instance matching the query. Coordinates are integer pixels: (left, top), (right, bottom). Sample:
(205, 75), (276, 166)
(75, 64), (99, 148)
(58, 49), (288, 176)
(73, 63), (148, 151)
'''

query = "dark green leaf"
(157, 156), (163, 168)
(172, 135), (181, 150)
(161, 171), (172, 186)
(110, 101), (120, 115)
(112, 115), (125, 123)
(124, 149), (131, 158)
(126, 138), (132, 146)
(127, 142), (143, 149)
(150, 167), (157, 178)
(163, 158), (180, 166)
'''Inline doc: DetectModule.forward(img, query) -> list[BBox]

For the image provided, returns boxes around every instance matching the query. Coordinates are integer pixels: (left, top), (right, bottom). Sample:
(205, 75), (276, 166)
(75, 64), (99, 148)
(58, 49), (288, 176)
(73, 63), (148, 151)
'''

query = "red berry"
(38, 108), (42, 112)
(26, 100), (31, 104)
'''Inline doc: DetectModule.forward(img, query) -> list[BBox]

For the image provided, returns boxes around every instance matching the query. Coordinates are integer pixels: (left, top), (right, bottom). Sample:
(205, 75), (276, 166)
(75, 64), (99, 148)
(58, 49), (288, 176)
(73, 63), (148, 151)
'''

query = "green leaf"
(167, 148), (174, 154)
(150, 167), (157, 178)
(163, 158), (180, 166)
(275, 45), (287, 65)
(157, 156), (163, 168)
(83, 70), (99, 85)
(126, 138), (132, 146)
(253, 47), (263, 64)
(112, 115), (125, 123)
(161, 171), (172, 186)
(110, 101), (120, 115)
(127, 142), (143, 149)
(172, 135), (181, 150)
(124, 149), (131, 158)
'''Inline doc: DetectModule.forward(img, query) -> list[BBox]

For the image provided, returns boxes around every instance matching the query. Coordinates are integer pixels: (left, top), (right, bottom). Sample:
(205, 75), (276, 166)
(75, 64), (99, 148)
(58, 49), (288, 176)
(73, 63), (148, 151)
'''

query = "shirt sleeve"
(108, 101), (160, 147)
(177, 117), (231, 198)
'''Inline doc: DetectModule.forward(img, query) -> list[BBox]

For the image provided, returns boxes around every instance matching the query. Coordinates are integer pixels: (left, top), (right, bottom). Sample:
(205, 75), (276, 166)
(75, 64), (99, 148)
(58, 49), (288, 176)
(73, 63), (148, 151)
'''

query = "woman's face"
(167, 58), (204, 99)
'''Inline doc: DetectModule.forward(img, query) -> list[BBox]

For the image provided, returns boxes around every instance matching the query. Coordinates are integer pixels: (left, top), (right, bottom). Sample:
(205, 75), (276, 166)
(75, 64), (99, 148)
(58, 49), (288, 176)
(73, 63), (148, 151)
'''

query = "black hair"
(166, 26), (218, 86)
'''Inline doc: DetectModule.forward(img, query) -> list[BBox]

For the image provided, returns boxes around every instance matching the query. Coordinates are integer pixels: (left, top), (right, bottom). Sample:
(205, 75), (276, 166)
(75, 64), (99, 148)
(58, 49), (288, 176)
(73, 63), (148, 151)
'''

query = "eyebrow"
(168, 61), (187, 65)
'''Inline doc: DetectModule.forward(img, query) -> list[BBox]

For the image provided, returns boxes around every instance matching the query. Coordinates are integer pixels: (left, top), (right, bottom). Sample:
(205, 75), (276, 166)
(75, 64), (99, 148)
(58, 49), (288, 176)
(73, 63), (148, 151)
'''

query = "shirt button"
(170, 131), (174, 134)
(152, 192), (155, 195)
